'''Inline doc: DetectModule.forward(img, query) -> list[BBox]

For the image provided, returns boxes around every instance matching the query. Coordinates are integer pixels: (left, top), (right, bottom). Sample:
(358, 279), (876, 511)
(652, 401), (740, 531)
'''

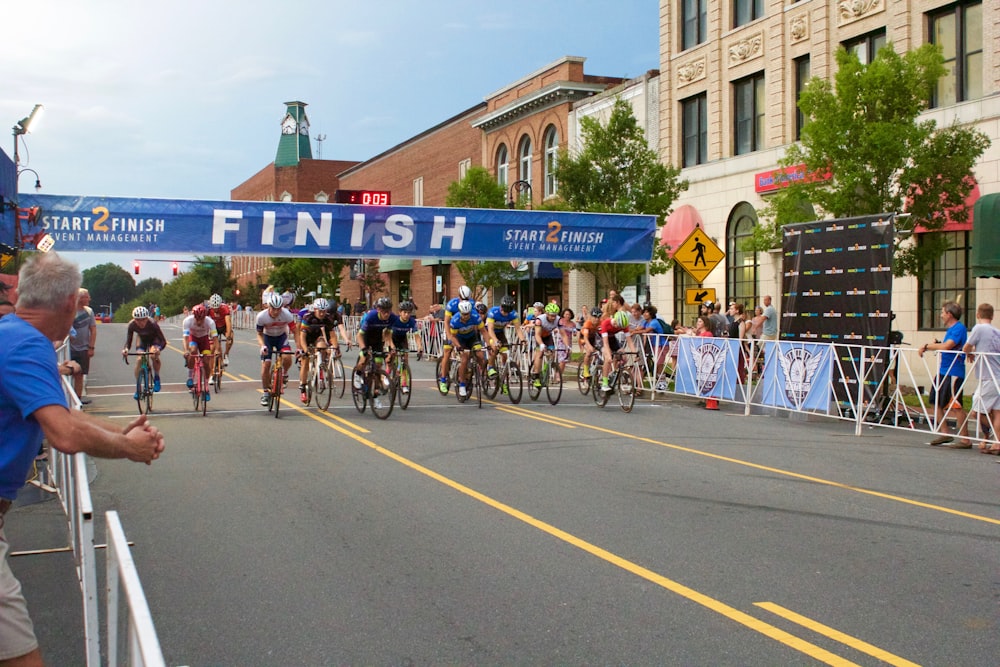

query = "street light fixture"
(12, 104), (43, 167)
(507, 180), (532, 209)
(17, 168), (41, 192)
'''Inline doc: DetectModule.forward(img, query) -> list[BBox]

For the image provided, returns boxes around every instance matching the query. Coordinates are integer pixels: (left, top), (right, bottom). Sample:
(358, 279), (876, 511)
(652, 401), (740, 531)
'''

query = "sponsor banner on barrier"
(7, 194), (656, 263)
(674, 336), (739, 399)
(761, 342), (834, 411)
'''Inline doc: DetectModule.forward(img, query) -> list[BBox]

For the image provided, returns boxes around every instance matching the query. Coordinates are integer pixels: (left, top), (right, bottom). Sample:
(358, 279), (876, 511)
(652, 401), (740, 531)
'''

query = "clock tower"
(275, 100), (313, 167)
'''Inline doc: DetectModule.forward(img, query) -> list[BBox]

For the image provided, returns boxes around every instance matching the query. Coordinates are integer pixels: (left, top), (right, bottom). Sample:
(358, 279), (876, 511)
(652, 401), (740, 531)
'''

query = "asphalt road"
(7, 321), (1000, 666)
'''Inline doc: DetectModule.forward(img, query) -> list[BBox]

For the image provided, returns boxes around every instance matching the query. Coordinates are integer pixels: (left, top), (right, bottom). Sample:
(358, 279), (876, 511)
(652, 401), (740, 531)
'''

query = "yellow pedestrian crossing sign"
(674, 226), (724, 284)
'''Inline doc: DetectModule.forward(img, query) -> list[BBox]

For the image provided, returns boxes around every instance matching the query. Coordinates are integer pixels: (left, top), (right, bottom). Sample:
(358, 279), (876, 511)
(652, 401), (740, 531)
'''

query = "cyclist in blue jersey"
(354, 297), (399, 389)
(439, 285), (474, 393)
(486, 295), (525, 378)
(449, 301), (486, 398)
(390, 301), (422, 394)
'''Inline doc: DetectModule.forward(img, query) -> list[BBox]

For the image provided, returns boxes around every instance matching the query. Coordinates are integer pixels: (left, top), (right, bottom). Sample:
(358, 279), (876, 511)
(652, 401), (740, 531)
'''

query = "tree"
(748, 45), (990, 277)
(267, 257), (348, 302)
(82, 263), (137, 311)
(135, 277), (164, 294)
(356, 260), (386, 306)
(549, 98), (687, 290)
(446, 166), (520, 299)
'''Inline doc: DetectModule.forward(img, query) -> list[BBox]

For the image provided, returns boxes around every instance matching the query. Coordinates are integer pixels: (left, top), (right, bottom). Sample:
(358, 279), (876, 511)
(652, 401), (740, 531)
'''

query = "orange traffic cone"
(705, 396), (719, 410)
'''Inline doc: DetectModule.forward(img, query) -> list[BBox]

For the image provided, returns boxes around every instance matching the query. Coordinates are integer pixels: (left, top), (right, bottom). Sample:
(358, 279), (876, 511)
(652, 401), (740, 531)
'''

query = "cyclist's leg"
(299, 344), (313, 388)
(440, 342), (453, 383)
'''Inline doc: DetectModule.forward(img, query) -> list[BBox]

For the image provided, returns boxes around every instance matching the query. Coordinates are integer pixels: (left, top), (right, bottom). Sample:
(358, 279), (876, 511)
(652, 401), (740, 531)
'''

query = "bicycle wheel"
(351, 369), (367, 413)
(507, 363), (523, 404)
(191, 364), (202, 412)
(331, 356), (346, 398)
(456, 363), (470, 404)
(546, 361), (563, 406)
(483, 357), (500, 399)
(592, 367), (610, 407)
(200, 367), (209, 417)
(617, 366), (636, 413)
(436, 355), (451, 395)
(528, 361), (544, 402)
(213, 359), (223, 392)
(472, 363), (483, 408)
(396, 362), (412, 410)
(577, 361), (592, 396)
(271, 365), (283, 418)
(370, 369), (394, 420)
(316, 358), (332, 412)
(136, 367), (149, 415)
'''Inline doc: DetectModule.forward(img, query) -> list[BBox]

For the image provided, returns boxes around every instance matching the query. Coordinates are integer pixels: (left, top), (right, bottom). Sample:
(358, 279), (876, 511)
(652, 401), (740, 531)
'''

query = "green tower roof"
(275, 100), (313, 167)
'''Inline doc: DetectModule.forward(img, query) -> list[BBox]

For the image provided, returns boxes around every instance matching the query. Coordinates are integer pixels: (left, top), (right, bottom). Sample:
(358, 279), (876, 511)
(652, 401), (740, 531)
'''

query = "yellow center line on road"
(264, 391), (370, 434)
(755, 602), (921, 667)
(494, 405), (575, 428)
(487, 400), (1000, 527)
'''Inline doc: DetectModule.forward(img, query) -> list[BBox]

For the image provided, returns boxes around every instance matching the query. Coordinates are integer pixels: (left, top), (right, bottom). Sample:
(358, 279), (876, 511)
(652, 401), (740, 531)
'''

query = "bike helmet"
(458, 285), (472, 300)
(399, 300), (415, 312)
(313, 298), (330, 311)
(132, 306), (150, 319)
(500, 295), (515, 312)
(192, 304), (207, 318)
(458, 301), (473, 315)
(265, 292), (284, 309)
(612, 310), (630, 329)
(476, 303), (488, 314)
(590, 307), (602, 318)
(375, 297), (392, 311)
(544, 302), (560, 315)
(208, 293), (223, 309)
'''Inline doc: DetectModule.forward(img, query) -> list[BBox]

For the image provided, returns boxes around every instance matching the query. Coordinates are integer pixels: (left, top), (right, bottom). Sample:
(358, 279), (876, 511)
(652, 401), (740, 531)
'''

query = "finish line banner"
(9, 194), (656, 263)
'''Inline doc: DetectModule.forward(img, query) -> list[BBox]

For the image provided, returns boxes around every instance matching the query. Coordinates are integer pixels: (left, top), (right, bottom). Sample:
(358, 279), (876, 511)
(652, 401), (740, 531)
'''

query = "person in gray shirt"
(963, 303), (1000, 454)
(69, 288), (96, 405)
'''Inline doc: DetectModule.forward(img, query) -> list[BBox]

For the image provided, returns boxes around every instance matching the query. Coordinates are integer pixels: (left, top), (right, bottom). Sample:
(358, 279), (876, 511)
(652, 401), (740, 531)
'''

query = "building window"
(673, 266), (698, 330)
(682, 0), (707, 50)
(733, 0), (763, 28)
(518, 135), (533, 185)
(794, 55), (810, 141)
(842, 29), (886, 65)
(496, 144), (509, 188)
(412, 177), (423, 206)
(543, 126), (559, 197)
(459, 158), (471, 180)
(734, 73), (765, 155)
(681, 94), (708, 167)
(726, 203), (759, 309)
(918, 231), (975, 329)
(929, 2), (982, 107)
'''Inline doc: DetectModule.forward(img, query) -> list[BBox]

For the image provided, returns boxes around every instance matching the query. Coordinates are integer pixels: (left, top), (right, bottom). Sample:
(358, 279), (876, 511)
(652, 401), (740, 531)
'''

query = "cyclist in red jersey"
(207, 293), (233, 367)
(597, 301), (629, 394)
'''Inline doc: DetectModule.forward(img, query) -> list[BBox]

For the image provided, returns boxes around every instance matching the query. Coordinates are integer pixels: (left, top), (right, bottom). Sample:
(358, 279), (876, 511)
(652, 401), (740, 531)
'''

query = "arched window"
(496, 144), (508, 188)
(518, 135), (533, 185)
(726, 202), (759, 309)
(543, 126), (559, 197)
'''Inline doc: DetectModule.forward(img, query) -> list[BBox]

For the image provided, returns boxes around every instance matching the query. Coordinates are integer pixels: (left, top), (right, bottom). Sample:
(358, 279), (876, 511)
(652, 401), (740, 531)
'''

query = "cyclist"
(531, 302), (568, 388)
(207, 293), (233, 368)
(389, 300), (421, 394)
(256, 291), (297, 406)
(354, 297), (399, 389)
(438, 286), (474, 393)
(448, 300), (486, 398)
(485, 295), (525, 378)
(182, 304), (218, 402)
(122, 306), (166, 397)
(598, 301), (631, 394)
(296, 298), (342, 404)
(578, 307), (602, 380)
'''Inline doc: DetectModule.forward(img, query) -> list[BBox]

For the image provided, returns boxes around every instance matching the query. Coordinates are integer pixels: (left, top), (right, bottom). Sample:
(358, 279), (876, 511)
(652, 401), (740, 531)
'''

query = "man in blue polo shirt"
(919, 300), (970, 447)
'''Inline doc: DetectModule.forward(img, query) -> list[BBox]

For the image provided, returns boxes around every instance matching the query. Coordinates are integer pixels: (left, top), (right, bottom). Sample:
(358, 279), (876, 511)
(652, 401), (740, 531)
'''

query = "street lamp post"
(506, 180), (535, 304)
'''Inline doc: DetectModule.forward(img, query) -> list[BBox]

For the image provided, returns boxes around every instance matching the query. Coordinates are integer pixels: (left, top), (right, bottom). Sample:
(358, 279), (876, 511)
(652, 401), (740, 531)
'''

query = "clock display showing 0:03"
(335, 190), (391, 205)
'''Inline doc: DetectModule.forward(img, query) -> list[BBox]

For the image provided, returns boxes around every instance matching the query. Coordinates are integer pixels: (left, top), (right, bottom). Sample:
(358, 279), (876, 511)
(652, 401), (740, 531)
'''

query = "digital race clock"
(333, 190), (391, 205)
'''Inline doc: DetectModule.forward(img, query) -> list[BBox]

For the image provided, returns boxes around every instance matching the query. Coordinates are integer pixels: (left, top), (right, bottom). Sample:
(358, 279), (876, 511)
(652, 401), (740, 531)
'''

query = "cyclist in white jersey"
(531, 302), (567, 387)
(256, 292), (297, 406)
(182, 304), (219, 399)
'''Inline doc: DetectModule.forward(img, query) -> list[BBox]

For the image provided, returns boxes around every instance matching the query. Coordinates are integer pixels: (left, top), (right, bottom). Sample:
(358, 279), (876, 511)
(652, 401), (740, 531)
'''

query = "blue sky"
(4, 0), (659, 282)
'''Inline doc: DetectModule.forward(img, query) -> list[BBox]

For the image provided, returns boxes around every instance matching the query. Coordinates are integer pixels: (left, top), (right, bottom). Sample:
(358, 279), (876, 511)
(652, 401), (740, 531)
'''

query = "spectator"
(749, 306), (765, 339)
(962, 303), (1000, 455)
(69, 288), (96, 405)
(0, 252), (165, 667)
(0, 300), (14, 319)
(920, 300), (970, 448)
(760, 295), (778, 340)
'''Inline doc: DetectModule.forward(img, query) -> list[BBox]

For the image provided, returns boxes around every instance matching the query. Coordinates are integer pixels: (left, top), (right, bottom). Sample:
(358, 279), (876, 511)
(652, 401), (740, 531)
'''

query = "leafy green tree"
(136, 277), (164, 294)
(446, 166), (520, 299)
(356, 260), (386, 307)
(748, 45), (990, 277)
(549, 98), (687, 290)
(82, 263), (137, 312)
(267, 257), (348, 302)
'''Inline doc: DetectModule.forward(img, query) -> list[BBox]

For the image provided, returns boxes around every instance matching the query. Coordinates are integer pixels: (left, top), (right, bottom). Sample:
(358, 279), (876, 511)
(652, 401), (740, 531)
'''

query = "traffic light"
(172, 262), (179, 276)
(133, 261), (140, 275)
(234, 288), (241, 296)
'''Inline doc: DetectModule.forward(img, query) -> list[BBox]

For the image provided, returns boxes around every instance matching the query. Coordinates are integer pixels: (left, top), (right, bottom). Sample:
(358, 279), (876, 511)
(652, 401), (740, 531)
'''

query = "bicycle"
(577, 348), (603, 396)
(528, 345), (563, 405)
(188, 351), (215, 417)
(592, 350), (640, 413)
(212, 351), (224, 393)
(123, 351), (155, 415)
(387, 348), (418, 410)
(454, 347), (484, 408)
(266, 351), (296, 418)
(436, 347), (460, 396)
(485, 341), (524, 404)
(302, 345), (336, 411)
(351, 351), (395, 419)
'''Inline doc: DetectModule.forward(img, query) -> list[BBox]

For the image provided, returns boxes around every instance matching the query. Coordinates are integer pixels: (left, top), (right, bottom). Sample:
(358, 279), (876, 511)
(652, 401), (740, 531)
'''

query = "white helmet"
(265, 292), (284, 309)
(458, 301), (473, 315)
(208, 294), (223, 308)
(132, 306), (149, 319)
(458, 285), (472, 300)
(313, 298), (330, 311)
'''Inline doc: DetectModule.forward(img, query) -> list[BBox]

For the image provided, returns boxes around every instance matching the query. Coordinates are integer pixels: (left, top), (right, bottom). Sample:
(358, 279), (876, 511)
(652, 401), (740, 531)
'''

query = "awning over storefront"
(659, 205), (703, 258)
(534, 262), (563, 279)
(378, 258), (414, 273)
(420, 258), (452, 266)
(914, 180), (980, 233)
(971, 193), (1000, 278)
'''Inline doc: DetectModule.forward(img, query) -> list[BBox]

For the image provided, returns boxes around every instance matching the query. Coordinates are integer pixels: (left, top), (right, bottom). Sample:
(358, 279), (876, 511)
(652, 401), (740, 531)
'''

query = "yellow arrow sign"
(674, 227), (724, 284)
(685, 287), (717, 306)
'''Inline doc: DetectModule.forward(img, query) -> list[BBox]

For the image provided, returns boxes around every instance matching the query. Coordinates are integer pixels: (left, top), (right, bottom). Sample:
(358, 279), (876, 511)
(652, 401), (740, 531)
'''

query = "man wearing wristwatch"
(68, 288), (96, 405)
(918, 301), (970, 447)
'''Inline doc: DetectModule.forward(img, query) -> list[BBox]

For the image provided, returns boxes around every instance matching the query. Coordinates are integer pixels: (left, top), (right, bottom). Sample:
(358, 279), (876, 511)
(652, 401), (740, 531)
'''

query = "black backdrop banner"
(781, 214), (895, 404)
